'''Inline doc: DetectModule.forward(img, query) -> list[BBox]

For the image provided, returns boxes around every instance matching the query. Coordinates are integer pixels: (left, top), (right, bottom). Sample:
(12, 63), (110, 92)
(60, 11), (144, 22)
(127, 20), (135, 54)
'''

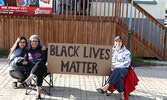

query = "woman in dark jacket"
(20, 35), (47, 100)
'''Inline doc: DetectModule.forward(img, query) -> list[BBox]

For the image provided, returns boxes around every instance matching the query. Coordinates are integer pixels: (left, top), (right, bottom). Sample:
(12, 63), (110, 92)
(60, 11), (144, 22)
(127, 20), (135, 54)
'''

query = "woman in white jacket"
(97, 36), (131, 100)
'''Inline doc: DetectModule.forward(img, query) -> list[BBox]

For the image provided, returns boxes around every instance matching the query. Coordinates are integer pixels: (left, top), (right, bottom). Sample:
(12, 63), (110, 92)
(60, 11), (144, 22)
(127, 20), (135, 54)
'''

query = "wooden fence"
(0, 0), (167, 60)
(0, 16), (116, 50)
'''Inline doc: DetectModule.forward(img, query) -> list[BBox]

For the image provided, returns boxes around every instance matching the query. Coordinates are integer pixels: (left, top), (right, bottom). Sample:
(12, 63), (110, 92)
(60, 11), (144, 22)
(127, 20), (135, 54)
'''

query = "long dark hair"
(8, 36), (27, 60)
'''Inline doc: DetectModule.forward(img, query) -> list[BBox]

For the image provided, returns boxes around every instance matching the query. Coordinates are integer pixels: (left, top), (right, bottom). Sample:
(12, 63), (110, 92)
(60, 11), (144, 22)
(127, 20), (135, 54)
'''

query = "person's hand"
(19, 57), (25, 59)
(16, 37), (20, 43)
(41, 46), (46, 51)
(111, 68), (114, 71)
(111, 67), (116, 71)
(22, 61), (28, 65)
(45, 62), (49, 68)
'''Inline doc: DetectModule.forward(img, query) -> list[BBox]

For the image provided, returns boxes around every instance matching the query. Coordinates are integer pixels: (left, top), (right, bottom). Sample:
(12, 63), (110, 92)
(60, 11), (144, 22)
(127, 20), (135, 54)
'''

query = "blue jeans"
(108, 68), (129, 93)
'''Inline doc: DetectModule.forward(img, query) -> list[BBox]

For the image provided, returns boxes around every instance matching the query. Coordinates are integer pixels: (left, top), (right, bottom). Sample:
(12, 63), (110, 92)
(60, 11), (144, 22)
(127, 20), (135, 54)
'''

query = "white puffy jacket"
(112, 45), (131, 69)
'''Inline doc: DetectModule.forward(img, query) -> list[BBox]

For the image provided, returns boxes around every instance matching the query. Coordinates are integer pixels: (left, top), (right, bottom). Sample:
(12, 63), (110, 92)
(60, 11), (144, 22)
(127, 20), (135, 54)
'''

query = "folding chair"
(25, 73), (53, 95)
(107, 65), (139, 100)
(101, 64), (139, 100)
(102, 62), (138, 86)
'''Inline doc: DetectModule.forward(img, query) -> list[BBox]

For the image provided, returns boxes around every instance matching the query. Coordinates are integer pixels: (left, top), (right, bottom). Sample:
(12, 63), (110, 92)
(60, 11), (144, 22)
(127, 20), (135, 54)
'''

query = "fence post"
(127, 0), (133, 50)
(115, 0), (119, 23)
(163, 30), (167, 60)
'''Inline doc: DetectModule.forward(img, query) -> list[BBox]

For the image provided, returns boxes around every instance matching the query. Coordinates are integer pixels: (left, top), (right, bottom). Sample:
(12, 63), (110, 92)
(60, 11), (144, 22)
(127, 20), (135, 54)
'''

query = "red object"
(40, 0), (50, 4)
(0, 6), (52, 17)
(4, 0), (17, 6)
(107, 65), (139, 100)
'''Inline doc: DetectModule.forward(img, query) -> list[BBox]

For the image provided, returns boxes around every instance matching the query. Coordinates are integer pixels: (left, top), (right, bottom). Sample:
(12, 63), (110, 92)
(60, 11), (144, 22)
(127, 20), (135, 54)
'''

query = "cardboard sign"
(47, 43), (112, 76)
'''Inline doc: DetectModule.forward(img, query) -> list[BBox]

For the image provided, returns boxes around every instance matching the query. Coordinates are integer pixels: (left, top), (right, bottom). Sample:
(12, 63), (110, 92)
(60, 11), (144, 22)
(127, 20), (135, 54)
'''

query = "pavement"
(0, 58), (167, 100)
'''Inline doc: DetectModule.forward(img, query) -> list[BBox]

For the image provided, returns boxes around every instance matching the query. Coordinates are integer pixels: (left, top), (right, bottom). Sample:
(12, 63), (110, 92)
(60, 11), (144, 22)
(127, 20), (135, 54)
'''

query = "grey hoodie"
(8, 48), (26, 71)
(112, 45), (131, 69)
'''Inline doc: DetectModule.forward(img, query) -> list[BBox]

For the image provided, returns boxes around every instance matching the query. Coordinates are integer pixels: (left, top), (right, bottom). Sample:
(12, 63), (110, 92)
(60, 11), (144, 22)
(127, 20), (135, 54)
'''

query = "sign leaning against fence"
(48, 43), (112, 76)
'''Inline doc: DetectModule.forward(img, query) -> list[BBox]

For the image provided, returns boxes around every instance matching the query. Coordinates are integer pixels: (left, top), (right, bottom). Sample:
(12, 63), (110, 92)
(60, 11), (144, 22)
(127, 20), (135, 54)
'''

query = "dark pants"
(29, 61), (47, 86)
(108, 68), (129, 93)
(9, 70), (28, 83)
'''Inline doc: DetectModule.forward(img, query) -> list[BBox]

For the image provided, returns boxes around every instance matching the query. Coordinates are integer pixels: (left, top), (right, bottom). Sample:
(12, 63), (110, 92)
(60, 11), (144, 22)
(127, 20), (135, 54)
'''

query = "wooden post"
(115, 0), (119, 23)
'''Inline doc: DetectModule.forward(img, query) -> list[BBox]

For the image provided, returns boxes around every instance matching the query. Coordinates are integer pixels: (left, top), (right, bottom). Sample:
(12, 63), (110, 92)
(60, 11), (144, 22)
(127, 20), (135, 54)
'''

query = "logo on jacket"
(28, 53), (42, 60)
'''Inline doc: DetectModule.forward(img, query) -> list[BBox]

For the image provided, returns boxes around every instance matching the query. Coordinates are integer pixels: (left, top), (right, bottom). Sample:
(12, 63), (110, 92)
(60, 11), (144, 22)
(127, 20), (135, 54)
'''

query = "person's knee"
(18, 76), (27, 83)
(36, 61), (45, 65)
(34, 61), (46, 69)
(112, 68), (121, 75)
(115, 68), (121, 72)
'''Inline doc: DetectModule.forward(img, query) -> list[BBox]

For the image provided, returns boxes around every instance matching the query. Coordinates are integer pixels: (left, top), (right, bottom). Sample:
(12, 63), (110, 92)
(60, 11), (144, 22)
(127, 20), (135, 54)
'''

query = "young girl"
(8, 36), (28, 89)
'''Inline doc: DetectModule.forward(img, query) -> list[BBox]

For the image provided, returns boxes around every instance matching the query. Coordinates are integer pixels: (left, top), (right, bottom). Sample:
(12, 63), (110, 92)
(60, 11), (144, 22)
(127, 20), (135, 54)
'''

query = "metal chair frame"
(25, 73), (53, 95)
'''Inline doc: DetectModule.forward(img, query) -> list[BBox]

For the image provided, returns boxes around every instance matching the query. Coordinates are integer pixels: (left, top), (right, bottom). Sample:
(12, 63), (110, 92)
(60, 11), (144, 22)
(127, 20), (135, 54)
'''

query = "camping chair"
(101, 64), (139, 100)
(102, 62), (138, 86)
(25, 73), (53, 95)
